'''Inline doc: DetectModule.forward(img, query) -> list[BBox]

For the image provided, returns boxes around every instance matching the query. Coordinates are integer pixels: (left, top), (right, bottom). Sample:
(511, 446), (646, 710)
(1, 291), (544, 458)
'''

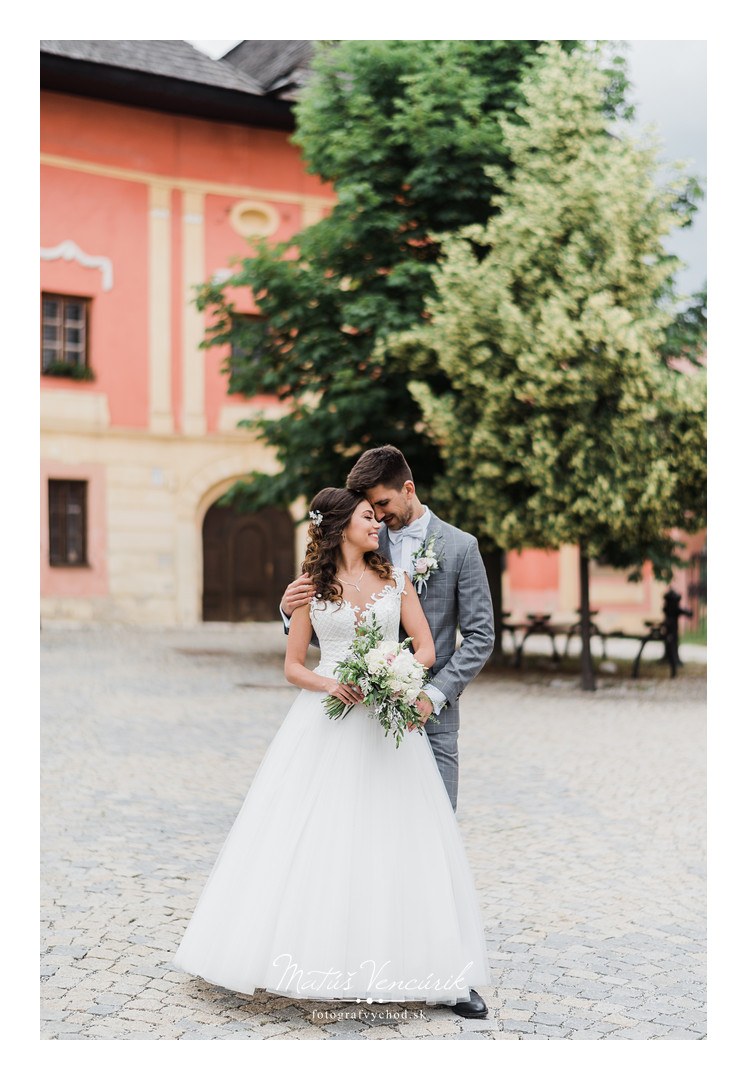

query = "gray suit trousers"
(427, 729), (459, 812)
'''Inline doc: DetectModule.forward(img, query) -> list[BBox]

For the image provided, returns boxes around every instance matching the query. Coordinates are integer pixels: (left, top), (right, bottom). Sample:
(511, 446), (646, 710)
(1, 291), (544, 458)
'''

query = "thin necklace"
(337, 566), (367, 592)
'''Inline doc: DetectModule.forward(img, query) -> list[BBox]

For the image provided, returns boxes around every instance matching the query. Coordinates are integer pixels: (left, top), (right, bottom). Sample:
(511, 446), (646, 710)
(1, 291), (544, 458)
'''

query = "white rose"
(367, 641), (400, 674)
(389, 652), (414, 676)
(365, 647), (387, 674)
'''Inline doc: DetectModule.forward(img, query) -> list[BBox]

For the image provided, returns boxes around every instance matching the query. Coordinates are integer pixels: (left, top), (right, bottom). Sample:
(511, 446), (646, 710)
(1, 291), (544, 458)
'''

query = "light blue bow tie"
(389, 517), (427, 544)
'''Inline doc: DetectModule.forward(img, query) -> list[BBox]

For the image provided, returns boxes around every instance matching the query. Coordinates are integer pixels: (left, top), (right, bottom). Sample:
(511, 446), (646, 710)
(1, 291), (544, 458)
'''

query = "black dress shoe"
(451, 989), (488, 1018)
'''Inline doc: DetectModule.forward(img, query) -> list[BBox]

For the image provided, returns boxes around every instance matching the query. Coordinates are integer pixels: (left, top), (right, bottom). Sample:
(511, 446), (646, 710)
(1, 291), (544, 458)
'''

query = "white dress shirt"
(385, 507), (448, 717)
(385, 506), (430, 572)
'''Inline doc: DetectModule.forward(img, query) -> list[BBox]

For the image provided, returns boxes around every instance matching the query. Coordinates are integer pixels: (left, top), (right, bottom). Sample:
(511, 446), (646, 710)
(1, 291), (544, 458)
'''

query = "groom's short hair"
(346, 445), (413, 492)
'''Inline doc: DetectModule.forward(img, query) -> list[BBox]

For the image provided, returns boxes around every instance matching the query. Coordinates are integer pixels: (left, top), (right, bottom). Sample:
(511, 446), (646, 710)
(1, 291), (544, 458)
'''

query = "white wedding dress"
(174, 567), (491, 1004)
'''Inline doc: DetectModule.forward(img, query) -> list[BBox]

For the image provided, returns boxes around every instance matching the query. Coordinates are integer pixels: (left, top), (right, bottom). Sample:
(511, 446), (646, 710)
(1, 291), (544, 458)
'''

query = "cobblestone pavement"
(41, 623), (706, 1040)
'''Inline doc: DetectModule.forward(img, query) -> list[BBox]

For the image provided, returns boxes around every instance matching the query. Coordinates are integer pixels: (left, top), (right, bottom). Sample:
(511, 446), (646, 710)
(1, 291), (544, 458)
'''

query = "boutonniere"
(411, 534), (442, 595)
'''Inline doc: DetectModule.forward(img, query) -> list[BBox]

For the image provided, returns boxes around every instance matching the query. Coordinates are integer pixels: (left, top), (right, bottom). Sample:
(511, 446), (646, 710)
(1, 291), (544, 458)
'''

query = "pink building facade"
(40, 41), (704, 632)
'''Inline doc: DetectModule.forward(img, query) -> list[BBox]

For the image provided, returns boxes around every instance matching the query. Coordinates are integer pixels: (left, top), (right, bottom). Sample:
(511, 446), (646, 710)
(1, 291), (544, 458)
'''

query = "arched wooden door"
(202, 503), (295, 622)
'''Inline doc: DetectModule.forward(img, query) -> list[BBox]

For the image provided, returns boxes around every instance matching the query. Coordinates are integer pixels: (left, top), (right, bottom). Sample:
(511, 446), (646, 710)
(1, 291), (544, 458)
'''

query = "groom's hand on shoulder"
(281, 573), (316, 618)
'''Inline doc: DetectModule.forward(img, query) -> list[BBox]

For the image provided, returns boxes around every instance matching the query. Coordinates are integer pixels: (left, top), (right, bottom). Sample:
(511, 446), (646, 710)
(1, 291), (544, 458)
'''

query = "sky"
(621, 40), (706, 300)
(188, 38), (706, 303)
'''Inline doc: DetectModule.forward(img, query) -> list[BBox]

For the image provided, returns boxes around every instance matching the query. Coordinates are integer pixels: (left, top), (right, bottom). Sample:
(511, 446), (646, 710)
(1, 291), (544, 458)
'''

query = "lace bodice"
(310, 566), (407, 677)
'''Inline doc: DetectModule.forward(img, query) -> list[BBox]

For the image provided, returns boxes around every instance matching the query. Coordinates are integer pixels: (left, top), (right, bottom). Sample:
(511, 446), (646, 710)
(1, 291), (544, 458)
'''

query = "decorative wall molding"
(181, 191), (206, 436)
(41, 152), (336, 211)
(229, 199), (280, 239)
(148, 183), (174, 434)
(40, 240), (114, 291)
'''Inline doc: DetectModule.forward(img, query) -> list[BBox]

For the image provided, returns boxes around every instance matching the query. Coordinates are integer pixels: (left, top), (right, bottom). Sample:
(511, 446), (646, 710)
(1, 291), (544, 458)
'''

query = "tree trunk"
(483, 548), (505, 661)
(579, 548), (596, 692)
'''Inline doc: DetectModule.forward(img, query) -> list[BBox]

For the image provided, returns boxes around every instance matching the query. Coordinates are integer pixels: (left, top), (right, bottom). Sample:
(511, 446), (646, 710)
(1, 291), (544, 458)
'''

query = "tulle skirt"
(173, 683), (491, 1004)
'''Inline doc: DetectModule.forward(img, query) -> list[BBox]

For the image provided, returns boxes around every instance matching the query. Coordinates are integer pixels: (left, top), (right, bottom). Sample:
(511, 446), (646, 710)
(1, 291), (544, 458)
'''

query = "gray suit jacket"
(378, 513), (495, 733)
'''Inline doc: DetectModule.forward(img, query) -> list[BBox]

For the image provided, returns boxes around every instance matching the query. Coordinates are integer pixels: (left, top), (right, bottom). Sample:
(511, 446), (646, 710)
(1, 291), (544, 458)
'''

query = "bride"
(174, 487), (491, 1006)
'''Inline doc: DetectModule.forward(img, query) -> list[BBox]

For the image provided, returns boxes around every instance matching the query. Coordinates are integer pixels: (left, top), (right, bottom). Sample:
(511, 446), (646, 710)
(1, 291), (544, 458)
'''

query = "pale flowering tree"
(385, 41), (706, 691)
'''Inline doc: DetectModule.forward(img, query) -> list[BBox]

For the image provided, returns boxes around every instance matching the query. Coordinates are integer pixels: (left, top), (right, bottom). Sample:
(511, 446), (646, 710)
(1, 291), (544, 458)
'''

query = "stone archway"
(201, 500), (294, 622)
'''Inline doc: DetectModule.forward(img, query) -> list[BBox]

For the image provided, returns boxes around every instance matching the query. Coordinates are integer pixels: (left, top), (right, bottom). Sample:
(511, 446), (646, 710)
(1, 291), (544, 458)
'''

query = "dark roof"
(40, 40), (266, 94)
(221, 40), (316, 100)
(40, 40), (294, 130)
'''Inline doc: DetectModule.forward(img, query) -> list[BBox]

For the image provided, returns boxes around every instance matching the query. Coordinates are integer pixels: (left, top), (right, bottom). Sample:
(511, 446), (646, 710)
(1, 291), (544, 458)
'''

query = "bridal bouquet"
(323, 614), (432, 747)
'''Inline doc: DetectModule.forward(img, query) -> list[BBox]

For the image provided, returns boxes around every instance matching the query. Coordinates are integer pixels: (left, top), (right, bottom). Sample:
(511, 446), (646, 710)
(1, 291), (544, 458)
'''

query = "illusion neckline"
(342, 582), (397, 627)
(312, 576), (400, 628)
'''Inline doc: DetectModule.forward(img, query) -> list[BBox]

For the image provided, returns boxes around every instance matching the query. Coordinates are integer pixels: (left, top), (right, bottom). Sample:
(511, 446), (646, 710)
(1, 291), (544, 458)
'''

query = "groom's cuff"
(422, 683), (448, 716)
(280, 604), (292, 631)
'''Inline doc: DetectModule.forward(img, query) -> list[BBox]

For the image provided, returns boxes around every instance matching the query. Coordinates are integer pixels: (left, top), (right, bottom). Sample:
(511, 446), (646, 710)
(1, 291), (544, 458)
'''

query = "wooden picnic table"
(499, 609), (684, 677)
(500, 612), (574, 669)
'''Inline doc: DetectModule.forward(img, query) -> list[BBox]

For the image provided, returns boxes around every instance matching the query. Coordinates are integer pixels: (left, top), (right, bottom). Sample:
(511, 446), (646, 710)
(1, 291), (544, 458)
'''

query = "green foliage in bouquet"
(323, 614), (433, 747)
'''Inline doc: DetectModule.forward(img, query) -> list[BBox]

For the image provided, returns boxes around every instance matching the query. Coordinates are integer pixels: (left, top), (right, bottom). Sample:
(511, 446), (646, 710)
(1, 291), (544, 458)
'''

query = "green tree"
(196, 39), (632, 517)
(384, 42), (705, 690)
(659, 285), (707, 367)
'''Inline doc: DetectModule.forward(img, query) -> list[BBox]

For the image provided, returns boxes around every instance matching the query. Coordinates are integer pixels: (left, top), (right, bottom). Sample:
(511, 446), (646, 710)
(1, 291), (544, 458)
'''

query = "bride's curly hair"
(303, 487), (392, 604)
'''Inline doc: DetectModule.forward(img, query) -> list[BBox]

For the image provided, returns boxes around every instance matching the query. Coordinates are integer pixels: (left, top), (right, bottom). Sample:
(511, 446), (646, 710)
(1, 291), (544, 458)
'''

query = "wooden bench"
(602, 622), (679, 678)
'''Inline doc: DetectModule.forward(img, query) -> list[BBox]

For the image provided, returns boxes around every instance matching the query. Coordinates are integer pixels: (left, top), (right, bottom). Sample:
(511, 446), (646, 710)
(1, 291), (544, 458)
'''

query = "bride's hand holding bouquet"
(323, 613), (435, 747)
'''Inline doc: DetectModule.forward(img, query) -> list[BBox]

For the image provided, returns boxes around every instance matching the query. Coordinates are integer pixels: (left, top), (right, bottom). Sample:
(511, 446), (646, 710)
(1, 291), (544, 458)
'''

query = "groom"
(280, 445), (495, 1019)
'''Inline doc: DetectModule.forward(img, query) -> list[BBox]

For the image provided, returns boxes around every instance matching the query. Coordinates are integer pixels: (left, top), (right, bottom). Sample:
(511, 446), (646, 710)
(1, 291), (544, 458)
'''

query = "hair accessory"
(309, 509), (323, 526)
